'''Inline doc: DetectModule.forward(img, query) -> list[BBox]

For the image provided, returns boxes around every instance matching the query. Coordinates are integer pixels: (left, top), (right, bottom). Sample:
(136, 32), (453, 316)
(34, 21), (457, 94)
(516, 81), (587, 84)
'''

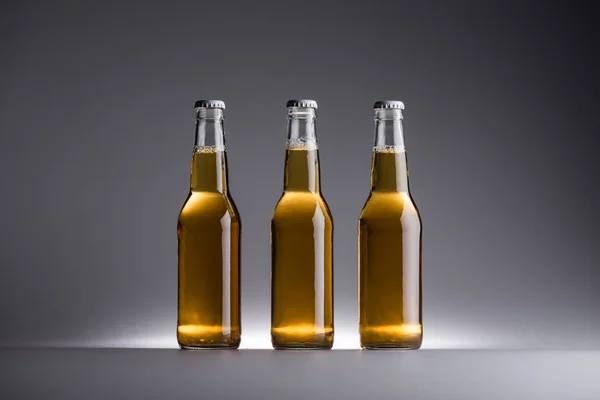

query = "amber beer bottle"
(271, 100), (334, 349)
(359, 101), (422, 349)
(177, 100), (241, 349)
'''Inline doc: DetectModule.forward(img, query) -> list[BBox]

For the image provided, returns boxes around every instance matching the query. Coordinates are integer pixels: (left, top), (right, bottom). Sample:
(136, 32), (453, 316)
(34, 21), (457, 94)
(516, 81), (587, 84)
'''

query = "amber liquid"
(359, 150), (422, 349)
(271, 148), (334, 349)
(177, 149), (241, 349)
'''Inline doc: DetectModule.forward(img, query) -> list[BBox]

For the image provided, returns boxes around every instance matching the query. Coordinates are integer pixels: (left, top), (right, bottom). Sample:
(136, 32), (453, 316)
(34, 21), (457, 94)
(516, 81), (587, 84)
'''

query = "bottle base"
(179, 343), (240, 350)
(272, 343), (333, 350)
(360, 336), (422, 350)
(361, 343), (421, 350)
(360, 324), (422, 350)
(177, 324), (240, 350)
(271, 327), (333, 350)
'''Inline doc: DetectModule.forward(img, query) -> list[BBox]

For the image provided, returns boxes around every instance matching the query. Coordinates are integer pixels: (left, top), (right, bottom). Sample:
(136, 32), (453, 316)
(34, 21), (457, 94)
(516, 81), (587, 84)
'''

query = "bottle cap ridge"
(373, 100), (405, 110)
(286, 99), (318, 109)
(194, 100), (226, 109)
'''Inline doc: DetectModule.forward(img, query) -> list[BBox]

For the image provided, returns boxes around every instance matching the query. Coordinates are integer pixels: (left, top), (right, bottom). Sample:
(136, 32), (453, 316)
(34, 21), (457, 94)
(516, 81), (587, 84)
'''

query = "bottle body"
(271, 102), (334, 349)
(359, 104), (422, 349)
(177, 104), (241, 349)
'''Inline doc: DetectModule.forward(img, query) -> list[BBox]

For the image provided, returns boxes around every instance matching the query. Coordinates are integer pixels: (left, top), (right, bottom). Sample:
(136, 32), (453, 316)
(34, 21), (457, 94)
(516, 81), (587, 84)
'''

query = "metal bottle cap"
(373, 100), (405, 110)
(194, 100), (226, 109)
(286, 99), (318, 109)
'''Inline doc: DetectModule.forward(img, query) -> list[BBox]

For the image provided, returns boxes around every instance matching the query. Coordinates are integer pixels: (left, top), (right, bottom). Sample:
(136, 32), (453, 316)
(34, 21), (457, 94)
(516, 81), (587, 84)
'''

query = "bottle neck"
(190, 108), (228, 193)
(371, 109), (410, 192)
(283, 107), (320, 193)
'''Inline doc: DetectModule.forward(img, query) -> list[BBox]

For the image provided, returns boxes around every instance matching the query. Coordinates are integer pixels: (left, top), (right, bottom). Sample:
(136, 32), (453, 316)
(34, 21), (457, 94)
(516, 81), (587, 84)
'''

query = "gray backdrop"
(1, 0), (599, 350)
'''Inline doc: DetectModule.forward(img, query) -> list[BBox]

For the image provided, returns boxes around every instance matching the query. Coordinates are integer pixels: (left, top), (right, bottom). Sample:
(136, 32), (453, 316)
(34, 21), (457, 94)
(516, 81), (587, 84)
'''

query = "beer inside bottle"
(177, 100), (241, 349)
(359, 101), (422, 349)
(271, 100), (334, 349)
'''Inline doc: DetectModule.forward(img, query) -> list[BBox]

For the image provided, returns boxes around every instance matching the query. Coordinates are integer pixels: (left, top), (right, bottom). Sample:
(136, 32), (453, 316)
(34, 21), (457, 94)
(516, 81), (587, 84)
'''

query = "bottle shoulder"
(359, 191), (420, 222)
(272, 191), (333, 222)
(178, 191), (240, 223)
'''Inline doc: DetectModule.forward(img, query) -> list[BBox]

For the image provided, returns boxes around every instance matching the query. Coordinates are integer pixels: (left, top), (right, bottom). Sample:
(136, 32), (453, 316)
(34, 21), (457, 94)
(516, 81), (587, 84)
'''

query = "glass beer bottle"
(359, 101), (422, 349)
(177, 100), (241, 349)
(271, 100), (334, 349)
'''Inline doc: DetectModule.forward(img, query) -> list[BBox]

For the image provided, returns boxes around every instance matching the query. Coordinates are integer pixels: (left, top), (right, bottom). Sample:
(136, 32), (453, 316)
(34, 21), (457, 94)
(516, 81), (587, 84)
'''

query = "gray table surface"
(1, 348), (598, 399)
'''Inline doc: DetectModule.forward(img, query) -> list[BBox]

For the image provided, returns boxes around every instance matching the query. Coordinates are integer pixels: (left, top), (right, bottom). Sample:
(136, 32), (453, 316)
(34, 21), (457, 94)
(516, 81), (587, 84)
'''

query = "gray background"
(1, 0), (599, 351)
